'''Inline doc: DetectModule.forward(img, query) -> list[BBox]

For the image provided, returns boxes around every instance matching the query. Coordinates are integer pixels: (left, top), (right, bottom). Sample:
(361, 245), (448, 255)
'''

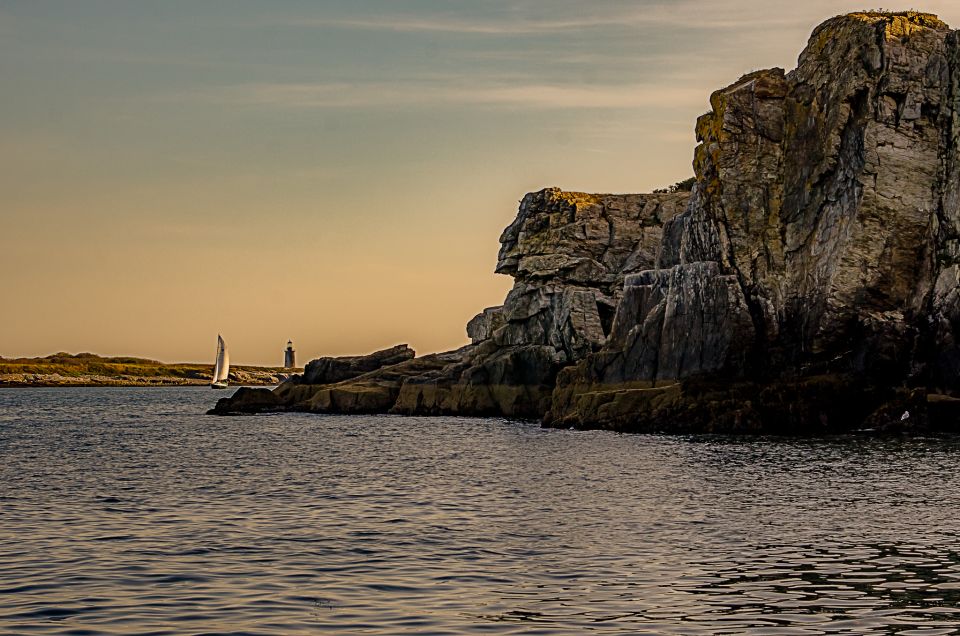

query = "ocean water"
(2, 388), (960, 635)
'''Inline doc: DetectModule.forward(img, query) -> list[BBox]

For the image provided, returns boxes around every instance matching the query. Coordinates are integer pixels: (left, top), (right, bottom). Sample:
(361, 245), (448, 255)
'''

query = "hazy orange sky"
(3, 1), (960, 366)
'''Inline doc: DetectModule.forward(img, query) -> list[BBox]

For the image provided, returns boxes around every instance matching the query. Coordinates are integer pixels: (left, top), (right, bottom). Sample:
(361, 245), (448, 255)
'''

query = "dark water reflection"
(2, 388), (960, 634)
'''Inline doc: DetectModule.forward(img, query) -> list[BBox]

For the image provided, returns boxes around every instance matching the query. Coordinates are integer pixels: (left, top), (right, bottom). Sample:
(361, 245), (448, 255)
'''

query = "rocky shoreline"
(212, 11), (960, 434)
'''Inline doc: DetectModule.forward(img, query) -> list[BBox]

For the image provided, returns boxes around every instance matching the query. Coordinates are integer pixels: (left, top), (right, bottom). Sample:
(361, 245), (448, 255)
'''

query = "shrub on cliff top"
(653, 177), (696, 194)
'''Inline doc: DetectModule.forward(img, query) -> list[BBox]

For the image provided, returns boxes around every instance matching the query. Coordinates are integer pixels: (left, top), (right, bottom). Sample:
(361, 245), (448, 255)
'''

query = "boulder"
(301, 344), (415, 385)
(208, 387), (282, 415)
(466, 306), (505, 343)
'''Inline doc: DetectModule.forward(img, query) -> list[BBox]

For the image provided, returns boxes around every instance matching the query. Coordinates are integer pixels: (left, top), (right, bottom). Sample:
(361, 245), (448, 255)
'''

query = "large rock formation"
(549, 11), (960, 433)
(390, 189), (690, 418)
(211, 189), (688, 418)
(213, 11), (960, 433)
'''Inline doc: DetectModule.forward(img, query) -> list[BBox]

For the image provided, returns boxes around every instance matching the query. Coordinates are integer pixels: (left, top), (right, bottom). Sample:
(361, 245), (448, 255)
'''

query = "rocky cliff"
(211, 189), (688, 417)
(213, 11), (960, 433)
(549, 11), (960, 433)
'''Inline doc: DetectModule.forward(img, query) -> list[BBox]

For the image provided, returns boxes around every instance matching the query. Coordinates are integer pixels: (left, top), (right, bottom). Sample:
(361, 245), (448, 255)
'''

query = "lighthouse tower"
(283, 340), (296, 369)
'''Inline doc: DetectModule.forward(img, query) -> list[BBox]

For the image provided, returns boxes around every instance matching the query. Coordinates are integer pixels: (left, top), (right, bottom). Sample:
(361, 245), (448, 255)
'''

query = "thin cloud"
(293, 13), (656, 35)
(189, 80), (708, 111)
(275, 0), (960, 38)
(281, 5), (814, 36)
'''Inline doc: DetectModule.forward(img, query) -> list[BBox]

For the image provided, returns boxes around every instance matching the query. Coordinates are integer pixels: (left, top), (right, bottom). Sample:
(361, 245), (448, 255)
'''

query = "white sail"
(218, 340), (230, 382)
(212, 335), (229, 386)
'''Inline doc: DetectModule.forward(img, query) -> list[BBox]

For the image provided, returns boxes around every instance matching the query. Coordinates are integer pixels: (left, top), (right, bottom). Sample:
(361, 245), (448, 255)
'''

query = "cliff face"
(391, 189), (688, 418)
(214, 11), (960, 433)
(211, 189), (688, 418)
(549, 11), (960, 432)
(489, 189), (689, 360)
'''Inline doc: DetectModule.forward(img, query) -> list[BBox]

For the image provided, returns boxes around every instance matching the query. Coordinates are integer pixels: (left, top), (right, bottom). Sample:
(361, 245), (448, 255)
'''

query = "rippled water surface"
(3, 388), (960, 634)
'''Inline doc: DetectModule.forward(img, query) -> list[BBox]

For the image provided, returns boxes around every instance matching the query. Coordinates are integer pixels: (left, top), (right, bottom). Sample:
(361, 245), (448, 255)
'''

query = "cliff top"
(846, 10), (946, 28)
(814, 11), (950, 40)
(535, 185), (693, 206)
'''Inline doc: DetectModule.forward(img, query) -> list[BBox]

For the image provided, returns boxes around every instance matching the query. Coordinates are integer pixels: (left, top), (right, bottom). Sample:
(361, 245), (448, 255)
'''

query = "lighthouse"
(283, 340), (296, 369)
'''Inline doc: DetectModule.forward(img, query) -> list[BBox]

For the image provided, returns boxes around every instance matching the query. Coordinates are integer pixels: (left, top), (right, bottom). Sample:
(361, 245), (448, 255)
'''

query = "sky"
(3, 1), (960, 366)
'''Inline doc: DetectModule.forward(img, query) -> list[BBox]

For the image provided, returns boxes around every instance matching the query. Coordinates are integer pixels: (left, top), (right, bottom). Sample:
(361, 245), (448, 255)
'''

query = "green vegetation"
(653, 177), (696, 194)
(858, 10), (932, 16)
(846, 10), (946, 29)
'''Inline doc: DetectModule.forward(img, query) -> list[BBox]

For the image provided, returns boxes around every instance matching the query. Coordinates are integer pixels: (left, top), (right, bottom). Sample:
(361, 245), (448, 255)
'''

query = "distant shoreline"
(0, 380), (281, 388)
(0, 353), (297, 388)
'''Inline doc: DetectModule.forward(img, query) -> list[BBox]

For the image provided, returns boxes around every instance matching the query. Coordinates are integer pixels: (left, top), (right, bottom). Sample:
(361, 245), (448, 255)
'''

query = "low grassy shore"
(0, 353), (294, 387)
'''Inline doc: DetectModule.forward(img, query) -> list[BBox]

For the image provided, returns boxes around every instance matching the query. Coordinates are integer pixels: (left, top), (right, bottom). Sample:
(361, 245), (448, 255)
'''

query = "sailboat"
(211, 335), (230, 389)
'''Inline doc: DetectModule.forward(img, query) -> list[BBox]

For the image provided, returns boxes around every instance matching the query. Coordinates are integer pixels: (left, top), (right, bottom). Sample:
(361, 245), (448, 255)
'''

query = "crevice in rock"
(597, 301), (615, 338)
